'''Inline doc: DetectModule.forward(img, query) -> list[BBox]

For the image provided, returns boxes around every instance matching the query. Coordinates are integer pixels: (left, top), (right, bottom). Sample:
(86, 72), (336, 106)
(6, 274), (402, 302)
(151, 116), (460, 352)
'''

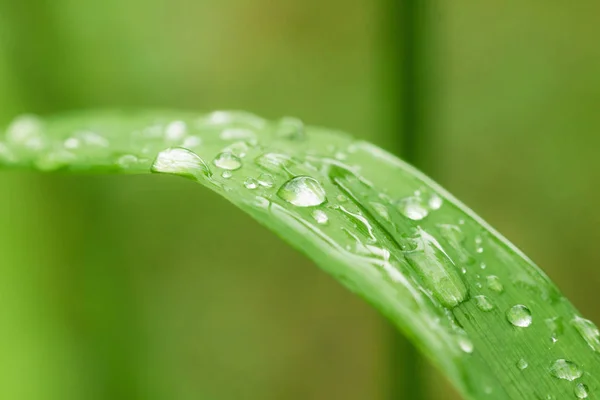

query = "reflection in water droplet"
(574, 383), (589, 399)
(516, 359), (528, 370)
(506, 305), (532, 328)
(244, 177), (258, 189)
(257, 173), (274, 188)
(277, 176), (326, 207)
(428, 194), (443, 210)
(397, 197), (428, 220)
(487, 275), (504, 293)
(151, 147), (211, 178)
(549, 359), (582, 381)
(312, 209), (328, 224)
(571, 316), (600, 352)
(474, 295), (494, 312)
(276, 117), (305, 140)
(221, 171), (232, 179)
(213, 152), (242, 170)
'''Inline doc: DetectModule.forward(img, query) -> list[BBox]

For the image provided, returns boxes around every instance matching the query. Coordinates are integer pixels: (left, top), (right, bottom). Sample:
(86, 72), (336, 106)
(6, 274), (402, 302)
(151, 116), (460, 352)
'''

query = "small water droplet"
(574, 383), (589, 399)
(257, 173), (274, 188)
(476, 247), (484, 254)
(277, 176), (326, 207)
(337, 194), (348, 203)
(220, 128), (255, 141)
(334, 151), (347, 160)
(78, 130), (109, 148)
(397, 197), (428, 220)
(312, 209), (329, 224)
(546, 317), (564, 344)
(151, 147), (211, 178)
(571, 316), (600, 352)
(516, 358), (528, 370)
(275, 117), (305, 140)
(221, 170), (232, 179)
(6, 114), (46, 150)
(64, 137), (80, 149)
(480, 263), (487, 270)
(369, 202), (390, 221)
(458, 336), (474, 354)
(506, 305), (532, 328)
(549, 359), (582, 381)
(428, 194), (443, 210)
(475, 295), (494, 312)
(487, 275), (504, 293)
(255, 152), (292, 175)
(165, 121), (187, 141)
(244, 177), (258, 189)
(213, 152), (242, 170)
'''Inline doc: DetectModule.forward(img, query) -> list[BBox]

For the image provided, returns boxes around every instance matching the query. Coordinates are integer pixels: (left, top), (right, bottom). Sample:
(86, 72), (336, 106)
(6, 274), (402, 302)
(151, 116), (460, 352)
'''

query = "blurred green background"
(0, 1), (599, 399)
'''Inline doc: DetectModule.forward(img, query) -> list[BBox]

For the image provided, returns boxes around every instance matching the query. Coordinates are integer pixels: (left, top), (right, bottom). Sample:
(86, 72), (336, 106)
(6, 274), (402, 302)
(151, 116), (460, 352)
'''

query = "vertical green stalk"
(381, 0), (429, 398)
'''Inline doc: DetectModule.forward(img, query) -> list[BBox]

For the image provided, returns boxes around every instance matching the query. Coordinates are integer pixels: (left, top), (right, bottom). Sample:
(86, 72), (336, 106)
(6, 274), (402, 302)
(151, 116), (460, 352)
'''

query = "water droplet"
(312, 210), (328, 224)
(337, 194), (348, 203)
(255, 152), (292, 175)
(221, 170), (232, 179)
(77, 130), (109, 148)
(257, 173), (274, 188)
(369, 202), (390, 221)
(276, 117), (305, 140)
(549, 359), (582, 381)
(571, 316), (600, 352)
(64, 137), (80, 149)
(397, 197), (429, 220)
(458, 336), (474, 354)
(151, 147), (211, 178)
(117, 154), (139, 169)
(487, 275), (504, 293)
(476, 247), (484, 254)
(403, 227), (468, 308)
(334, 151), (347, 160)
(506, 305), (532, 328)
(475, 295), (494, 312)
(244, 177), (258, 189)
(516, 359), (528, 370)
(165, 121), (187, 141)
(480, 263), (487, 270)
(546, 317), (564, 344)
(213, 152), (242, 170)
(428, 194), (443, 210)
(277, 176), (326, 207)
(574, 383), (589, 399)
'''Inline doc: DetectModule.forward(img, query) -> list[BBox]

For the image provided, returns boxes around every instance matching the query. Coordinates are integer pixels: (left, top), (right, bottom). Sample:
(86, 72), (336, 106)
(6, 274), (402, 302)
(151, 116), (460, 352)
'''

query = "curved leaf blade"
(1, 110), (598, 399)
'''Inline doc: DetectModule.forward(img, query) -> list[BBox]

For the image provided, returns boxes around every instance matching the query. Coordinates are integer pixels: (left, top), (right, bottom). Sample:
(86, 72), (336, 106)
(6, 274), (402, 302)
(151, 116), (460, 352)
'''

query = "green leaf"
(1, 110), (598, 399)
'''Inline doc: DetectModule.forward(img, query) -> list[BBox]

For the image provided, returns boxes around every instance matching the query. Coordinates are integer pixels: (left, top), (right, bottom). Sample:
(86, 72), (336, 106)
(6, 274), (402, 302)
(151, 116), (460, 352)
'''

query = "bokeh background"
(1, 1), (599, 399)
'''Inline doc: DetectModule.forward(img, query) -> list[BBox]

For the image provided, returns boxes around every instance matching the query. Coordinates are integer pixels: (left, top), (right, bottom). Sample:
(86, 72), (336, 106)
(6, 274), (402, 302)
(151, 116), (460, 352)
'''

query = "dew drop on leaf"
(213, 152), (242, 170)
(474, 295), (494, 312)
(571, 316), (600, 352)
(428, 193), (443, 210)
(486, 275), (504, 293)
(151, 147), (211, 178)
(397, 196), (429, 220)
(165, 121), (187, 141)
(574, 383), (589, 399)
(275, 117), (305, 140)
(312, 209), (328, 225)
(549, 359), (582, 381)
(244, 177), (258, 189)
(506, 305), (532, 328)
(257, 173), (274, 188)
(277, 176), (326, 207)
(516, 358), (528, 370)
(221, 171), (232, 179)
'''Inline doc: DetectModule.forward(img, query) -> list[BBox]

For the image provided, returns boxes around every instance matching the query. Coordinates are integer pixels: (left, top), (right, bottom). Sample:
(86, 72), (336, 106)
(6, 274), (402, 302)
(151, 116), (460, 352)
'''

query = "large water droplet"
(574, 383), (589, 399)
(487, 275), (504, 293)
(506, 305), (532, 328)
(516, 359), (528, 370)
(151, 147), (211, 178)
(397, 197), (428, 220)
(571, 316), (600, 352)
(276, 117), (305, 140)
(549, 359), (582, 381)
(213, 152), (242, 170)
(277, 176), (326, 207)
(474, 295), (494, 312)
(312, 209), (328, 224)
(403, 228), (468, 308)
